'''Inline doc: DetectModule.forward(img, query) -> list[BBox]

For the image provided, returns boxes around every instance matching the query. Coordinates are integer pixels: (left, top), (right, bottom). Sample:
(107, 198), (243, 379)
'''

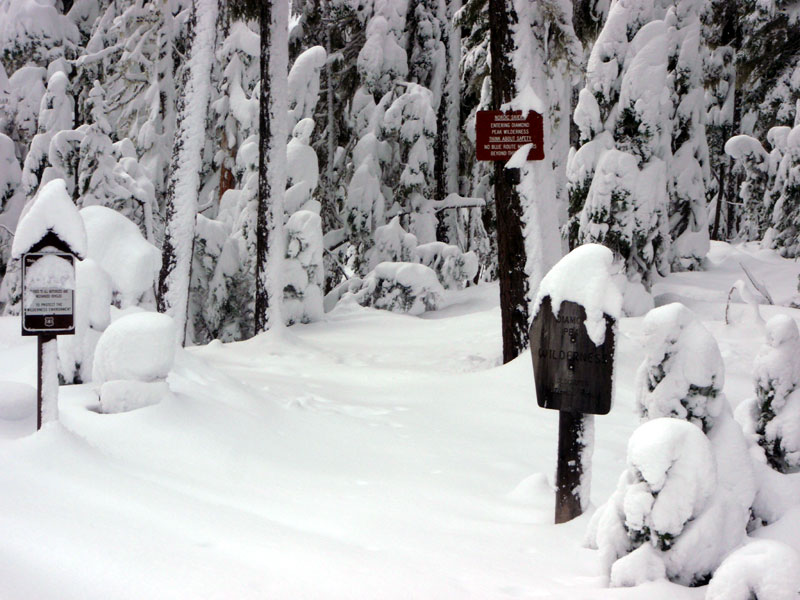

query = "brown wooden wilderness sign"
(475, 110), (545, 161)
(529, 296), (614, 415)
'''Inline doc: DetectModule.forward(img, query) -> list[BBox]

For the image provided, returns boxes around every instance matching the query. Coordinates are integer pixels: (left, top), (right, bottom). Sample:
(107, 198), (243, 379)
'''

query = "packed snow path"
(1, 242), (798, 599)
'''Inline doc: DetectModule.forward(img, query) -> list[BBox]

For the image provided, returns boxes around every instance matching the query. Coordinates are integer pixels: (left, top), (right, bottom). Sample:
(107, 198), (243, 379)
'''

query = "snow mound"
(706, 540), (800, 600)
(0, 382), (36, 420)
(92, 312), (177, 384)
(99, 380), (171, 415)
(11, 178), (87, 259)
(535, 243), (623, 345)
(80, 206), (161, 307)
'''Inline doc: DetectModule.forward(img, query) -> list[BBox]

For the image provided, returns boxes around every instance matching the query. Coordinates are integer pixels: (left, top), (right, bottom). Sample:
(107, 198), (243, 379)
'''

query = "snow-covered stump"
(529, 244), (622, 523)
(92, 312), (177, 414)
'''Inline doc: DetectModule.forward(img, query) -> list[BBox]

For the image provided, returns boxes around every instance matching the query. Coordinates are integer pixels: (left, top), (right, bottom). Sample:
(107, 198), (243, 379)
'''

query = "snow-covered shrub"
(80, 205), (161, 308)
(367, 216), (418, 270)
(596, 418), (721, 587)
(724, 134), (772, 241)
(287, 46), (326, 127)
(636, 303), (724, 433)
(381, 83), (437, 243)
(590, 303), (757, 585)
(285, 118), (319, 214)
(283, 210), (324, 325)
(57, 258), (112, 384)
(93, 312), (176, 413)
(0, 0), (79, 73)
(78, 81), (122, 209)
(706, 540), (800, 600)
(414, 242), (478, 290)
(349, 262), (444, 316)
(736, 314), (800, 473)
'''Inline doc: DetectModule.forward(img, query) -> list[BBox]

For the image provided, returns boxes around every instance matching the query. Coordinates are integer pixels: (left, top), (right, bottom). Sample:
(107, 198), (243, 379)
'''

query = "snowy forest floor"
(1, 241), (800, 599)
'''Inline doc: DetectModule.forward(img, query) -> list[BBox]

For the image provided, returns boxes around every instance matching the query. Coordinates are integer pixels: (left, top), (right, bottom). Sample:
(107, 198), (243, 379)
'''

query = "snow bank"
(80, 205), (161, 307)
(706, 540), (800, 600)
(92, 312), (177, 384)
(11, 178), (87, 259)
(534, 244), (623, 345)
(0, 381), (35, 420)
(98, 380), (170, 415)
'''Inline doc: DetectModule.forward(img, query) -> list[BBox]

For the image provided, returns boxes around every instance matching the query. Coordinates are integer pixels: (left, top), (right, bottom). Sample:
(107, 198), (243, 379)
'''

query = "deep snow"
(0, 241), (799, 599)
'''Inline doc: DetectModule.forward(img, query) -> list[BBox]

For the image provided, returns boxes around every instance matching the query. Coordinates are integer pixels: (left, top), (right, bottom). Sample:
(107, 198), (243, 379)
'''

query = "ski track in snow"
(0, 242), (798, 598)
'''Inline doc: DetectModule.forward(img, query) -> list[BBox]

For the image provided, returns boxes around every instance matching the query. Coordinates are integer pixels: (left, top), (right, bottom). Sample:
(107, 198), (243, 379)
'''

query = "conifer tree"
(157, 0), (218, 345)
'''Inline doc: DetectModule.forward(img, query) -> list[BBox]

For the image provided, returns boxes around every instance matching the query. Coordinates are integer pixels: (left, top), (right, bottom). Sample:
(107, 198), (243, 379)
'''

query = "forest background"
(0, 0), (798, 357)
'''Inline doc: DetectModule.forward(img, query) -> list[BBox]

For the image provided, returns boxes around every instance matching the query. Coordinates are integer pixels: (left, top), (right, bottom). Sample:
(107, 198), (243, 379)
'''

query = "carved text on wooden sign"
(529, 296), (614, 415)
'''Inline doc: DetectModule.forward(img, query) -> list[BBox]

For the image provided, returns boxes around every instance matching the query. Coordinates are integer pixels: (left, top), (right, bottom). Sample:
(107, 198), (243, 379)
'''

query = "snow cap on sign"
(11, 178), (87, 259)
(533, 243), (622, 345)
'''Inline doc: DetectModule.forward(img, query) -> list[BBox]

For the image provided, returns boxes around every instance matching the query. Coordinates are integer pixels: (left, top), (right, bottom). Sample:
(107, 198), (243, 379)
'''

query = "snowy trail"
(1, 243), (798, 598)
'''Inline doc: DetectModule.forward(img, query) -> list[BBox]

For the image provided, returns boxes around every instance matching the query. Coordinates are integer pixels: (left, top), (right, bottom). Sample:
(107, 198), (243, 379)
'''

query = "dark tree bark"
(255, 0), (274, 333)
(489, 0), (528, 363)
(255, 0), (288, 333)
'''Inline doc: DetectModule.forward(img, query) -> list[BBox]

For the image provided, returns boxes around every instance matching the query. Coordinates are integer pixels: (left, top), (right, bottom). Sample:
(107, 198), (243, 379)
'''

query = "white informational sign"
(21, 251), (76, 335)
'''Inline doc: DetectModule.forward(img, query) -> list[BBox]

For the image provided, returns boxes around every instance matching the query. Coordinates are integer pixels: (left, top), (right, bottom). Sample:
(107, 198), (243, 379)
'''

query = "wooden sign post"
(529, 296), (615, 523)
(11, 179), (86, 431)
(21, 236), (78, 430)
(475, 107), (545, 362)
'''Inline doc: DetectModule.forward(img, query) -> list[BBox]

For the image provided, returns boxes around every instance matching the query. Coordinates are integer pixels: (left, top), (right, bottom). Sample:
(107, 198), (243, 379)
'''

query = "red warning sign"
(475, 110), (544, 162)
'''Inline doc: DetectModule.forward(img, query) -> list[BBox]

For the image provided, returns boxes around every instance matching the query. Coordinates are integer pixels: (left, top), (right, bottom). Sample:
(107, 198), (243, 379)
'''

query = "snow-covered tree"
(21, 69), (74, 198)
(594, 418), (722, 586)
(283, 210), (325, 325)
(571, 6), (672, 286)
(254, 0), (289, 333)
(381, 83), (438, 243)
(636, 302), (725, 433)
(724, 133), (772, 240)
(347, 261), (445, 315)
(157, 0), (218, 345)
(283, 118), (324, 325)
(770, 123), (800, 257)
(287, 45), (326, 128)
(77, 81), (122, 209)
(0, 132), (23, 293)
(665, 0), (710, 270)
(0, 0), (79, 73)
(738, 314), (800, 473)
(3, 65), (47, 158)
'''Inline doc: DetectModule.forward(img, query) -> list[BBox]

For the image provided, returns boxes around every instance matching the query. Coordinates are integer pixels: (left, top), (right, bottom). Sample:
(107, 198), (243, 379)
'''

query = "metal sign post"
(530, 296), (616, 524)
